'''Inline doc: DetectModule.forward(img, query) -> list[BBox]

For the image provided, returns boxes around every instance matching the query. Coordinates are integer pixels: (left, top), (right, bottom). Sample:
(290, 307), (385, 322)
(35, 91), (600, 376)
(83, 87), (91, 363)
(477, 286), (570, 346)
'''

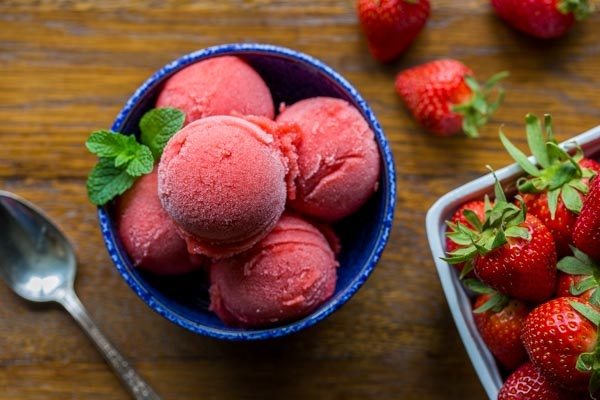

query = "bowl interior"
(102, 45), (395, 339)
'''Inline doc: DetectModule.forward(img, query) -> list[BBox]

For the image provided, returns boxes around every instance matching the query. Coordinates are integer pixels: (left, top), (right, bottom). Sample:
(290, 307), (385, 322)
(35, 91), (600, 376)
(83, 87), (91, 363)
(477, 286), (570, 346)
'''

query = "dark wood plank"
(1, 1), (599, 398)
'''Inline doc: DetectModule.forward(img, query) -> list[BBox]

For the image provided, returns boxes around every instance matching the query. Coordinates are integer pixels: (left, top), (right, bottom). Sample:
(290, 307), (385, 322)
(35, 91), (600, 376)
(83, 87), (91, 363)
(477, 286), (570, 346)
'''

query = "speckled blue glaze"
(98, 43), (396, 340)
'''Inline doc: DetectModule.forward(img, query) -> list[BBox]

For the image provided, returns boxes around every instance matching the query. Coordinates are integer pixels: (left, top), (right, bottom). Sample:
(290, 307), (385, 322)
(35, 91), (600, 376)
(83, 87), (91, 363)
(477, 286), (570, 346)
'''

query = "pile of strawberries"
(445, 115), (600, 399)
(356, 0), (591, 138)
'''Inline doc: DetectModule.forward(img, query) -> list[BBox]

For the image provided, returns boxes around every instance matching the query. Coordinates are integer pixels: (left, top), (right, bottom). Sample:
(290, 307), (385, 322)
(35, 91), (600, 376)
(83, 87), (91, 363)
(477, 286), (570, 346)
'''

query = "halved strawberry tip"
(451, 71), (509, 138)
(558, 0), (592, 20)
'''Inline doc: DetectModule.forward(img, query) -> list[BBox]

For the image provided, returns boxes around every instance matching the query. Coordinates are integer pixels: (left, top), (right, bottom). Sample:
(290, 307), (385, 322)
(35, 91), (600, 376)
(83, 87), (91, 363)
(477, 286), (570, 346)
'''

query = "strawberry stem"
(452, 71), (509, 138)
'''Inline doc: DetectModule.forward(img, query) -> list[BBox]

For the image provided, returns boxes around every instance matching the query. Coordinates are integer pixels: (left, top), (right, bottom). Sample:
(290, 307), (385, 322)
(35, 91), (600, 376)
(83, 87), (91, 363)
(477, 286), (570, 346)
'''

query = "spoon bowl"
(0, 191), (75, 302)
(0, 190), (160, 400)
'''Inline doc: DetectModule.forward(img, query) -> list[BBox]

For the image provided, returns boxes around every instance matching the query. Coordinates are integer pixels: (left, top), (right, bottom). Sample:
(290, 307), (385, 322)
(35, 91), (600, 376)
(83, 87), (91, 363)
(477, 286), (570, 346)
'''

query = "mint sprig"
(85, 107), (185, 206)
(140, 108), (185, 159)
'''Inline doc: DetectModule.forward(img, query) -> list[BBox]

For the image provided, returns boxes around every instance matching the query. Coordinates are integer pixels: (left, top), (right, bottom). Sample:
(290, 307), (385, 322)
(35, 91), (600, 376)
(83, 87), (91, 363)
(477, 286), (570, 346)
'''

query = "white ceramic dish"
(426, 124), (600, 399)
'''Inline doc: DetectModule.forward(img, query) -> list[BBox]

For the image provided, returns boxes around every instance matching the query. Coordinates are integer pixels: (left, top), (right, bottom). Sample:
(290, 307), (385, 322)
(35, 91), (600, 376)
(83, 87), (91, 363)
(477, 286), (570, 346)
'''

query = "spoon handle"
(59, 290), (161, 400)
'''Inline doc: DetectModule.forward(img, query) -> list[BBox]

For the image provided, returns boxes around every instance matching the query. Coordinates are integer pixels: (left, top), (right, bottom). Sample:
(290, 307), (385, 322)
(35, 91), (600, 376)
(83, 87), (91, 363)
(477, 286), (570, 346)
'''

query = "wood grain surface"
(1, 1), (600, 399)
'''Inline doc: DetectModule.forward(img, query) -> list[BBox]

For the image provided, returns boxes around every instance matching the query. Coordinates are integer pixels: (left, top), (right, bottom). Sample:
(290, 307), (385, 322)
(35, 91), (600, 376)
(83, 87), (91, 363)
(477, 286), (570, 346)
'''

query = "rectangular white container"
(426, 125), (600, 399)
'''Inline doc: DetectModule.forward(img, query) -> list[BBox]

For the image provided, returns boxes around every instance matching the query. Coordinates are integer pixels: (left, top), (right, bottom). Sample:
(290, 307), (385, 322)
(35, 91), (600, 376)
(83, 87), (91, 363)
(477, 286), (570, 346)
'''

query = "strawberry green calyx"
(464, 279), (510, 313)
(500, 114), (597, 218)
(443, 171), (530, 265)
(559, 246), (600, 306)
(452, 71), (509, 138)
(571, 301), (600, 398)
(558, 0), (591, 20)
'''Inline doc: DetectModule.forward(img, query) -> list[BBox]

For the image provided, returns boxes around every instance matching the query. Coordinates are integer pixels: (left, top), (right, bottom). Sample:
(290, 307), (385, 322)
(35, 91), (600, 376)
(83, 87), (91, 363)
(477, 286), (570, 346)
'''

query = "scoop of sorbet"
(276, 97), (381, 221)
(209, 213), (339, 328)
(158, 115), (289, 259)
(156, 56), (275, 124)
(116, 169), (202, 275)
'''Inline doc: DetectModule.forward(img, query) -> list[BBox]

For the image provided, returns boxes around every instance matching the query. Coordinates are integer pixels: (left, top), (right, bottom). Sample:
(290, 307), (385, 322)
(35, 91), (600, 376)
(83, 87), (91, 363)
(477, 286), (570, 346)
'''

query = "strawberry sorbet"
(158, 115), (288, 259)
(209, 213), (339, 328)
(116, 169), (202, 275)
(277, 97), (381, 221)
(156, 56), (275, 124)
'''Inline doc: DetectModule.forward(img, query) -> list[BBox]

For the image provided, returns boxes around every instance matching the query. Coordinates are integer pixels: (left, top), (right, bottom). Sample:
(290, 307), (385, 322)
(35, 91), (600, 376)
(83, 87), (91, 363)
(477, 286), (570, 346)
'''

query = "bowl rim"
(97, 42), (397, 340)
(425, 124), (600, 398)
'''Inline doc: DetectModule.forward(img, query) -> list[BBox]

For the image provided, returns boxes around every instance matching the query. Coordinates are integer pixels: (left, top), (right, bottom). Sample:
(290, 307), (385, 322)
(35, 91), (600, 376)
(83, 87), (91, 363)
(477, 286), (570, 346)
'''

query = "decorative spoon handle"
(59, 290), (161, 400)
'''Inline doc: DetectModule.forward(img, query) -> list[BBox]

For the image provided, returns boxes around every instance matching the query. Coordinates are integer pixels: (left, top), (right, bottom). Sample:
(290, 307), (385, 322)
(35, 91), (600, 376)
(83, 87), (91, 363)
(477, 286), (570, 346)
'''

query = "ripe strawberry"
(522, 297), (600, 395)
(501, 114), (600, 257)
(395, 59), (507, 137)
(557, 246), (600, 305)
(445, 200), (487, 276)
(467, 281), (529, 370)
(574, 176), (600, 261)
(445, 174), (557, 302)
(498, 362), (581, 400)
(491, 0), (590, 39)
(357, 0), (430, 63)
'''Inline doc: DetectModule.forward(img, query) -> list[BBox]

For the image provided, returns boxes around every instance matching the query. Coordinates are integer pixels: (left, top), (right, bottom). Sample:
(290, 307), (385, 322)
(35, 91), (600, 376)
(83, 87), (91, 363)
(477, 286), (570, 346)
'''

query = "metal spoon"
(0, 190), (161, 400)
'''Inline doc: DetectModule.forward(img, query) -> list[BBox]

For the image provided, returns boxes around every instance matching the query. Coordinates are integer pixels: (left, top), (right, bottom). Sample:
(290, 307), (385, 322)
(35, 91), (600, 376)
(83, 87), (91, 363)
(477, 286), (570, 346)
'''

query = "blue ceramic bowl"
(98, 43), (396, 340)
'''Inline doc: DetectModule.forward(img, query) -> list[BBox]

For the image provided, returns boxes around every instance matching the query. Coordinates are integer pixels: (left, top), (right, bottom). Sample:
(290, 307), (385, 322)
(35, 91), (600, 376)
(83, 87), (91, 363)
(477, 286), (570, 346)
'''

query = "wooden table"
(1, 1), (599, 398)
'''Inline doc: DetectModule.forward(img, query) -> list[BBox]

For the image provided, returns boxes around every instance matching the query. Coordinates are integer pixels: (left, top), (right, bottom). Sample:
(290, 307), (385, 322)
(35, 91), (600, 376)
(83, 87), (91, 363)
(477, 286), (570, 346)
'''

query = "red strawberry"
(522, 297), (600, 395)
(357, 0), (430, 63)
(557, 247), (600, 304)
(574, 176), (600, 261)
(556, 273), (594, 302)
(445, 175), (557, 302)
(395, 59), (507, 137)
(501, 115), (600, 257)
(498, 362), (581, 400)
(491, 0), (590, 39)
(445, 200), (487, 276)
(474, 213), (556, 302)
(471, 291), (529, 370)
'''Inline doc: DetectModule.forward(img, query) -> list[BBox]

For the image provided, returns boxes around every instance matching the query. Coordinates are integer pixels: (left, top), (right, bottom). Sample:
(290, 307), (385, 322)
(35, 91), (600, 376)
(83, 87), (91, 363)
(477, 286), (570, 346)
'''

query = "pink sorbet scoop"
(156, 56), (275, 124)
(209, 213), (339, 328)
(276, 97), (381, 221)
(116, 168), (202, 275)
(158, 115), (288, 259)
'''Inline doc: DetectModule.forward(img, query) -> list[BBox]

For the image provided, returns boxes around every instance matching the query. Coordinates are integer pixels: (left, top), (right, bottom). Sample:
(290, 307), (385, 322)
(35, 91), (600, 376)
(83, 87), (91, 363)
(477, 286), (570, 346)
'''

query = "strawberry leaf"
(463, 279), (494, 294)
(459, 260), (474, 279)
(463, 209), (483, 232)
(500, 131), (541, 176)
(591, 289), (600, 308)
(570, 301), (600, 326)
(562, 183), (583, 214)
(473, 292), (509, 314)
(544, 114), (555, 144)
(505, 226), (530, 240)
(573, 277), (597, 296)
(558, 256), (595, 276)
(548, 188), (560, 220)
(526, 114), (551, 168)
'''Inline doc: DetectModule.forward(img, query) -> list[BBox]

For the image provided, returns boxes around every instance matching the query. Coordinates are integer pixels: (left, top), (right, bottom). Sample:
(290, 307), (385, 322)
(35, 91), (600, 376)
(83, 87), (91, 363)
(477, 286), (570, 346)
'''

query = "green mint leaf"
(86, 130), (131, 158)
(86, 158), (136, 206)
(125, 144), (153, 177)
(525, 114), (551, 168)
(140, 108), (185, 159)
(500, 131), (541, 176)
